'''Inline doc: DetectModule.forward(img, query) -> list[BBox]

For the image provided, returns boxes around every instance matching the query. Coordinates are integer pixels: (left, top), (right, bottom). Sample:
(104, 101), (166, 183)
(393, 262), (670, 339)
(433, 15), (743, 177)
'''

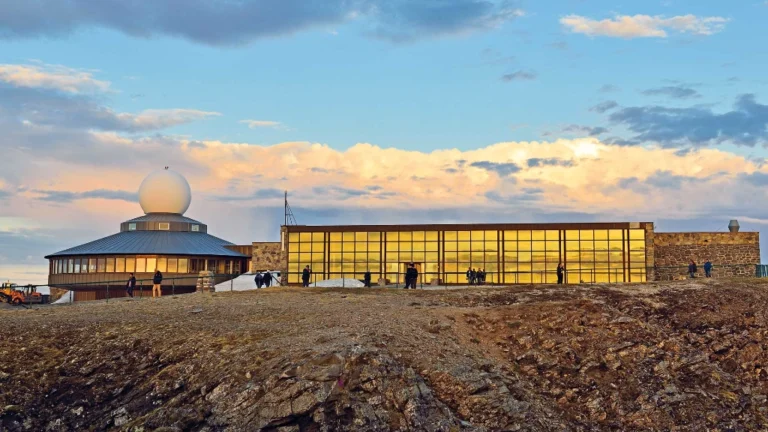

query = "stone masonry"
(653, 232), (760, 280)
(252, 241), (287, 285)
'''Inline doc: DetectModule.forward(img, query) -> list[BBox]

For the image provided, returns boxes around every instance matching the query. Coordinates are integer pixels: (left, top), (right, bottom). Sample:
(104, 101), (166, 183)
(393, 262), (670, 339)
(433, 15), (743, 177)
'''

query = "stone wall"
(653, 232), (760, 280)
(252, 239), (287, 285)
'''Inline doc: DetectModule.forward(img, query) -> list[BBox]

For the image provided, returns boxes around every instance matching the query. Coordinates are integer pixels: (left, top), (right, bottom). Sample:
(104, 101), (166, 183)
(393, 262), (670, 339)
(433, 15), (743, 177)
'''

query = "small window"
(191, 224), (199, 232)
(128, 223), (136, 231)
(158, 222), (170, 231)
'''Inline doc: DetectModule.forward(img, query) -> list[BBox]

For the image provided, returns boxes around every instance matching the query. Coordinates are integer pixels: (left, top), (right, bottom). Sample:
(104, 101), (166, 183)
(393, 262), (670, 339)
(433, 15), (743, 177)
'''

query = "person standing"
(407, 263), (419, 289)
(470, 268), (477, 285)
(556, 263), (564, 285)
(263, 271), (272, 288)
(254, 272), (263, 289)
(126, 273), (136, 298)
(704, 259), (713, 278)
(302, 265), (311, 287)
(688, 260), (697, 278)
(152, 269), (163, 298)
(364, 270), (372, 287)
(466, 268), (472, 285)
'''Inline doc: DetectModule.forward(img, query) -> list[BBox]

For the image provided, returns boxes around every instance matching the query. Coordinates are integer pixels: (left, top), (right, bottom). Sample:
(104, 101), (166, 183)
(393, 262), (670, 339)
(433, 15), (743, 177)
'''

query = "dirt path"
(1, 280), (767, 431)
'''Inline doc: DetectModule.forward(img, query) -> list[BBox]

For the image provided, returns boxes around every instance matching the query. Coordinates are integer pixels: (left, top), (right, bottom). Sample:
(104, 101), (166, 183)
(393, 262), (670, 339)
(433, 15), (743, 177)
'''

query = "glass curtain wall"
(286, 228), (647, 284)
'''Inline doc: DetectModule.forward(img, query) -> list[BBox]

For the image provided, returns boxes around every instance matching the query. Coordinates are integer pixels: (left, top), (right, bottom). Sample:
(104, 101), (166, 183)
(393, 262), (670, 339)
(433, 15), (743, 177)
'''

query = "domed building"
(46, 168), (250, 301)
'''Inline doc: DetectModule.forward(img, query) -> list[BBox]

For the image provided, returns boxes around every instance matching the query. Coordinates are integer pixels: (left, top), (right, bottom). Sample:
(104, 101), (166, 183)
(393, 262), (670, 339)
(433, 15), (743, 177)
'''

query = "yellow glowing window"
(457, 231), (471, 241)
(609, 229), (623, 240)
(426, 231), (438, 241)
(580, 230), (594, 241)
(329, 242), (342, 252)
(413, 231), (425, 241)
(594, 230), (608, 241)
(518, 231), (531, 241)
(386, 232), (398, 241)
(532, 231), (545, 241)
(330, 232), (342, 242)
(504, 231), (517, 241)
(565, 230), (579, 241)
(629, 229), (645, 240)
(300, 232), (311, 242)
(289, 233), (300, 242)
(458, 242), (471, 252)
(312, 232), (324, 242)
(444, 231), (458, 241)
(518, 241), (532, 252)
(412, 242), (425, 252)
(399, 232), (412, 241)
(485, 230), (498, 241)
(531, 241), (545, 251)
(369, 232), (381, 242)
(425, 242), (438, 252)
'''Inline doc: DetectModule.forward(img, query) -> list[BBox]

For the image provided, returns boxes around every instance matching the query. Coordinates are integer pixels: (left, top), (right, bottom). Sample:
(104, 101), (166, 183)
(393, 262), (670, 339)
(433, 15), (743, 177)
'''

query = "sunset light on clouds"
(1, 0), (767, 283)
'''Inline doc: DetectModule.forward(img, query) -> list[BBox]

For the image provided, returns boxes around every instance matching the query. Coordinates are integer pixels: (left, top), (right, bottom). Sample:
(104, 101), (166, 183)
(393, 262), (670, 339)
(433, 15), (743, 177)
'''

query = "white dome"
(138, 169), (192, 214)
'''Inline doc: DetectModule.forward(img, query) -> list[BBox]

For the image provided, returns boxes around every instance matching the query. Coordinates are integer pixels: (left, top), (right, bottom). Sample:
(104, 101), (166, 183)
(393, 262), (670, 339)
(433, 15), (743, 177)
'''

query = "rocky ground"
(1, 279), (767, 431)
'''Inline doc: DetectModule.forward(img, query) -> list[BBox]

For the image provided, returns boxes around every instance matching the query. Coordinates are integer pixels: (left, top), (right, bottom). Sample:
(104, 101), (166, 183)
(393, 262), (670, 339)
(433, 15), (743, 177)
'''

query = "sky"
(1, 0), (768, 283)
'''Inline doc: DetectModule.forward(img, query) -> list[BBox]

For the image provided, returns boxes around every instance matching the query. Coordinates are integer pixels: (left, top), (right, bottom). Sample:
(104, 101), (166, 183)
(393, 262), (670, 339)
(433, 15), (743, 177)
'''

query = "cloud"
(0, 63), (110, 94)
(469, 161), (521, 176)
(590, 101), (619, 113)
(0, 83), (219, 136)
(562, 125), (608, 136)
(369, 1), (525, 43)
(0, 0), (525, 46)
(240, 120), (282, 129)
(560, 14), (729, 39)
(642, 85), (701, 99)
(526, 158), (574, 168)
(598, 84), (620, 93)
(607, 94), (768, 147)
(501, 70), (537, 82)
(32, 189), (138, 203)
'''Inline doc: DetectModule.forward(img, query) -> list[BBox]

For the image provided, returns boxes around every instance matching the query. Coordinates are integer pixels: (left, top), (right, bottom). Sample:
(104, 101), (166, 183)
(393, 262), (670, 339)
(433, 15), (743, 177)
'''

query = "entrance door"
(401, 262), (422, 285)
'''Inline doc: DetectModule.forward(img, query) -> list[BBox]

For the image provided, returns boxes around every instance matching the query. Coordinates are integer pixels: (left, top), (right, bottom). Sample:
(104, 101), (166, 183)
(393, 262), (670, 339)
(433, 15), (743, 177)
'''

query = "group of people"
(124, 270), (164, 298)
(688, 259), (713, 278)
(254, 271), (276, 288)
(465, 268), (487, 285)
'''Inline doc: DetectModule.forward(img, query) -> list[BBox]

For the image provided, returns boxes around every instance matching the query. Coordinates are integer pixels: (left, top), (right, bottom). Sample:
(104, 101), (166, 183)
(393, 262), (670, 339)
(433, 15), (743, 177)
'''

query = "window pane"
(311, 242), (324, 252)
(355, 232), (367, 241)
(609, 229), (623, 240)
(630, 241), (645, 251)
(74, 259), (81, 273)
(504, 231), (518, 241)
(411, 231), (424, 241)
(565, 230), (579, 241)
(412, 242), (425, 252)
(629, 229), (645, 240)
(368, 242), (381, 251)
(485, 230), (498, 241)
(115, 258), (125, 273)
(471, 231), (484, 241)
(369, 232), (381, 242)
(413, 251), (426, 261)
(532, 241), (546, 251)
(157, 257), (167, 272)
(289, 233), (300, 242)
(300, 232), (311, 242)
(444, 231), (457, 241)
(146, 258), (156, 273)
(299, 243), (311, 252)
(106, 258), (115, 272)
(178, 259), (188, 273)
(425, 231), (438, 241)
(136, 258), (146, 273)
(97, 258), (106, 273)
(399, 242), (412, 252)
(330, 232), (342, 242)
(504, 241), (516, 251)
(399, 232), (412, 241)
(518, 241), (532, 251)
(312, 232), (324, 242)
(504, 251), (518, 261)
(471, 241), (484, 251)
(168, 258), (178, 273)
(425, 242), (438, 252)
(518, 252), (532, 262)
(532, 231), (545, 241)
(445, 252), (458, 262)
(386, 232), (398, 241)
(484, 241), (498, 252)
(580, 230), (594, 241)
(458, 231), (471, 241)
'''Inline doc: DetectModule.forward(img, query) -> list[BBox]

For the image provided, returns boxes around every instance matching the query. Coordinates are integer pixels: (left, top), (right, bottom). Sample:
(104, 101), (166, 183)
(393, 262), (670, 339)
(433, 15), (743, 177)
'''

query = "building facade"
(251, 221), (760, 286)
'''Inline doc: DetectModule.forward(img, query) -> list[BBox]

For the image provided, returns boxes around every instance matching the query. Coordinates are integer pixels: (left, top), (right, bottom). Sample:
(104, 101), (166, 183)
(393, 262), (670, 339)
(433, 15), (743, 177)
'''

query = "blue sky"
(1, 0), (768, 282)
(2, 0), (765, 151)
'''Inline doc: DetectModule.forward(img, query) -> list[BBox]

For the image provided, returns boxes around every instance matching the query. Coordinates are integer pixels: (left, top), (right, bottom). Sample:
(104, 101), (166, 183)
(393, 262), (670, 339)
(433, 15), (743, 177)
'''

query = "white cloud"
(560, 14), (729, 38)
(0, 63), (111, 93)
(240, 120), (282, 129)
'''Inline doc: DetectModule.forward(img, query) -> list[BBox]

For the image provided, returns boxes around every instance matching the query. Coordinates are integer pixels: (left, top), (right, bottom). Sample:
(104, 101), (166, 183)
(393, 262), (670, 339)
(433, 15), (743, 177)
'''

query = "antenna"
(284, 190), (297, 226)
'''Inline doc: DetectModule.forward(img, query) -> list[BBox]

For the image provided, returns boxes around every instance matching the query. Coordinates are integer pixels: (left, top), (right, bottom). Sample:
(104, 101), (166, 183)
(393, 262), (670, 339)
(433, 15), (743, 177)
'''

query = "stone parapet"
(652, 232), (760, 280)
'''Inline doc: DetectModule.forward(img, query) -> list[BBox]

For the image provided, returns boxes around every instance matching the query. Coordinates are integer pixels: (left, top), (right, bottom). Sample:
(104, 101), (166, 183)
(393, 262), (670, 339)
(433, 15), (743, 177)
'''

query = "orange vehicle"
(0, 282), (44, 306)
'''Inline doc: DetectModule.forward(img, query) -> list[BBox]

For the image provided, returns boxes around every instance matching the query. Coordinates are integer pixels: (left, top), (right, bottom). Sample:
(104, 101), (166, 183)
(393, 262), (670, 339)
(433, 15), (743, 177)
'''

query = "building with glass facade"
(281, 222), (651, 285)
